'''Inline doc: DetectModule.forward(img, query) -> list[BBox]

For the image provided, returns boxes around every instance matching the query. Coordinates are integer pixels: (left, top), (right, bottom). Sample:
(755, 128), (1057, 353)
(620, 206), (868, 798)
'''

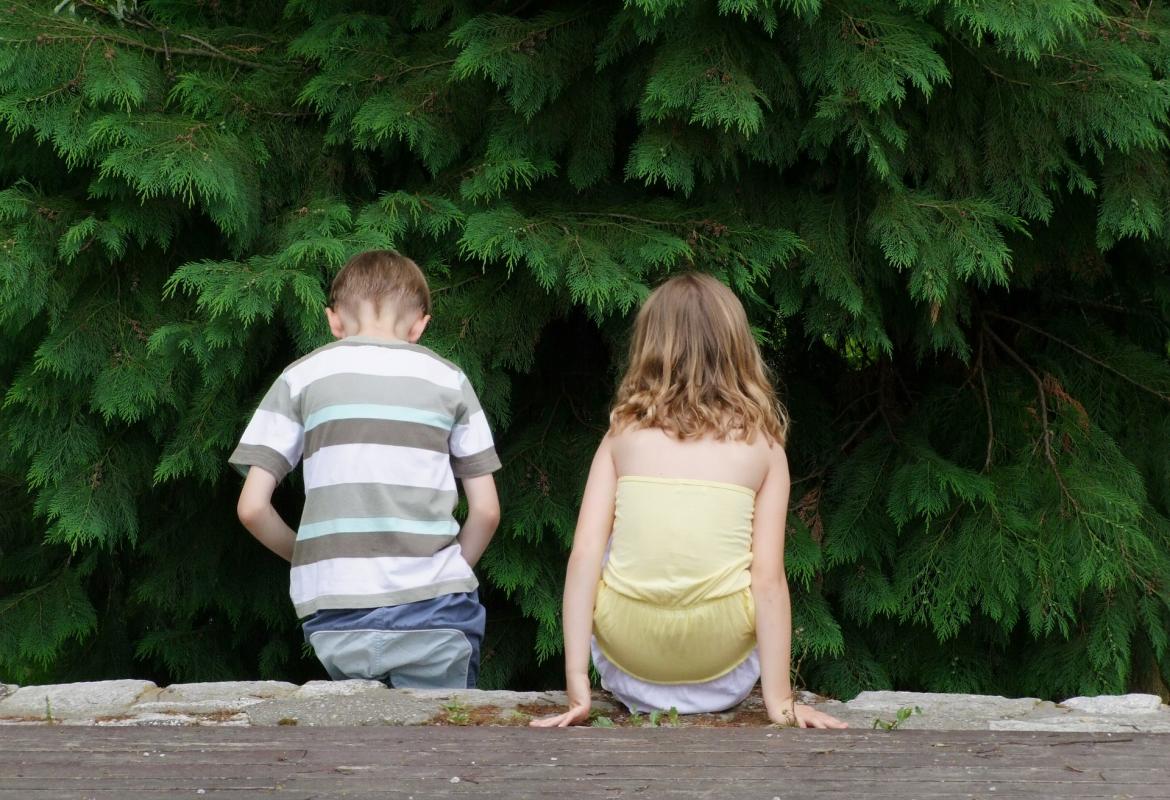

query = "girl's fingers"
(530, 707), (589, 728)
(793, 707), (849, 730)
(559, 709), (588, 727)
(530, 712), (569, 727)
(807, 712), (848, 729)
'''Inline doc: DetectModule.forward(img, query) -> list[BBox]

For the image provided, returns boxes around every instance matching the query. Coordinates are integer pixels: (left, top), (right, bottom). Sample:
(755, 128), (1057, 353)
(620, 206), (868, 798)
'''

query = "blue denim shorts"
(301, 591), (486, 689)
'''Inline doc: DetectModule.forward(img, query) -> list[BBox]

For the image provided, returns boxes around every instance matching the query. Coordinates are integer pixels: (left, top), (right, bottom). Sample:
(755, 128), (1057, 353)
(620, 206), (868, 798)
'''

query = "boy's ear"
(407, 314), (431, 344)
(325, 307), (347, 340)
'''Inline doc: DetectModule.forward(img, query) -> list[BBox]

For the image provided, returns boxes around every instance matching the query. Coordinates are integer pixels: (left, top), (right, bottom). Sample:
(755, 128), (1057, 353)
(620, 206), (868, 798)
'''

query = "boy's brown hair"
(610, 272), (788, 445)
(329, 250), (431, 319)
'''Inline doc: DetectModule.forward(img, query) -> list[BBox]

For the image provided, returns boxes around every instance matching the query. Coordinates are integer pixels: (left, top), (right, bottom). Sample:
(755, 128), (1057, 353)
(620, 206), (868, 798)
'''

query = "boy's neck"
(328, 301), (427, 344)
(348, 322), (409, 343)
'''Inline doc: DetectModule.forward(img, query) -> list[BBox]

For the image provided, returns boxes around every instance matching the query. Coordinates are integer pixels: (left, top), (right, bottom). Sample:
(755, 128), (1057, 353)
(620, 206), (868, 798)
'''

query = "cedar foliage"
(2, 0), (1170, 699)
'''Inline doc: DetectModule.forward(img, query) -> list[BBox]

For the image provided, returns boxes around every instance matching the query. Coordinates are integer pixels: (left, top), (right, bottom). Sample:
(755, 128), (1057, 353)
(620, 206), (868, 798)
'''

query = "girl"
(532, 273), (846, 729)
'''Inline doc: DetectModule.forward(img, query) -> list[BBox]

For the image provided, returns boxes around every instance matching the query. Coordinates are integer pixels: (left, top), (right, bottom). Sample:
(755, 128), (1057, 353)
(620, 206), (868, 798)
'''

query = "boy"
(231, 250), (501, 689)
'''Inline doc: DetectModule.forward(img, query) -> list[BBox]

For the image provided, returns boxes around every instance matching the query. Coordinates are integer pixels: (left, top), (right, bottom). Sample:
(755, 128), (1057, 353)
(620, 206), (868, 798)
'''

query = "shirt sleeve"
(449, 374), (502, 479)
(228, 374), (304, 482)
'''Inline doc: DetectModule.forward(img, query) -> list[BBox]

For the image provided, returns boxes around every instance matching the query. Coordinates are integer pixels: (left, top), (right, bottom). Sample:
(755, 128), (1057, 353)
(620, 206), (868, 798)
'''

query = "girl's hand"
(794, 703), (848, 729)
(530, 673), (592, 728)
(767, 696), (849, 729)
(528, 703), (590, 728)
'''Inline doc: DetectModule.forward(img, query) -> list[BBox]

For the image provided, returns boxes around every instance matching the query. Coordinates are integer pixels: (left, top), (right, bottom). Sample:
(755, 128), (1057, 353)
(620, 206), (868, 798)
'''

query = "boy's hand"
(529, 672), (591, 728)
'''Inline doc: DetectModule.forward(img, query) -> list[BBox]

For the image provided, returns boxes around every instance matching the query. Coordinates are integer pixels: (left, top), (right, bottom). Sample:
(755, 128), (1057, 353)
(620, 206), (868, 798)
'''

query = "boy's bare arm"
(237, 466), (296, 562)
(457, 474), (501, 567)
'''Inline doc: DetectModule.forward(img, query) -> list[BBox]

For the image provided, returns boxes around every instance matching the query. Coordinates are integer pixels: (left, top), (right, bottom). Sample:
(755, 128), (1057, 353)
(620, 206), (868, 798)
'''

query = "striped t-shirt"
(229, 336), (501, 618)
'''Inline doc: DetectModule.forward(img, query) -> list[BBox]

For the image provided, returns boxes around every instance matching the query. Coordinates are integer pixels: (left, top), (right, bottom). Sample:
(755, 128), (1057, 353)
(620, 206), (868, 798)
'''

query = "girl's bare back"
(609, 427), (773, 493)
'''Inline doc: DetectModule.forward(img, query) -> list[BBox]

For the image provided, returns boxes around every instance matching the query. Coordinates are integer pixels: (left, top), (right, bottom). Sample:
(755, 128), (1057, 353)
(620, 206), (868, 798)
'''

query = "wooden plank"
(1, 727), (1156, 749)
(0, 775), (1159, 800)
(4, 762), (1166, 783)
(3, 730), (1164, 764)
(4, 729), (1164, 764)
(3, 746), (1167, 779)
(5, 752), (1166, 772)
(4, 736), (1163, 766)
(0, 796), (1144, 800)
(1, 727), (1165, 800)
(0, 784), (1155, 800)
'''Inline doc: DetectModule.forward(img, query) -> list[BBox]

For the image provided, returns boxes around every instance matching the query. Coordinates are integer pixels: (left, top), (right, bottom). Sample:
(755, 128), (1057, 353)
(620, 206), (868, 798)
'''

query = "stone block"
(92, 711), (250, 727)
(1060, 694), (1164, 714)
(247, 687), (613, 727)
(398, 688), (583, 709)
(247, 691), (443, 726)
(0, 680), (157, 721)
(133, 681), (299, 714)
(991, 715), (1170, 733)
(290, 680), (389, 700)
(847, 691), (1043, 716)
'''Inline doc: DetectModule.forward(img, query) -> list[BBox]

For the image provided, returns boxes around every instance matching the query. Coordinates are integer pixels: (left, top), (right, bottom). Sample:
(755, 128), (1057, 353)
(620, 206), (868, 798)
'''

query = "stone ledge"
(133, 680), (299, 715)
(1061, 694), (1163, 714)
(245, 685), (608, 727)
(0, 680), (1165, 732)
(0, 680), (158, 721)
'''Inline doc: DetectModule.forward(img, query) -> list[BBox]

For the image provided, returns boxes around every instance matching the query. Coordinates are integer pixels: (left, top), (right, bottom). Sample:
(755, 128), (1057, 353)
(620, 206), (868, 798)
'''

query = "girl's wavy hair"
(610, 272), (789, 445)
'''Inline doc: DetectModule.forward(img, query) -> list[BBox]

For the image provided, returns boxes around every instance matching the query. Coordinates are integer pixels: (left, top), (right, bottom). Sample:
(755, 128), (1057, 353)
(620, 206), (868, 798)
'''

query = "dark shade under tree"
(2, 0), (1170, 700)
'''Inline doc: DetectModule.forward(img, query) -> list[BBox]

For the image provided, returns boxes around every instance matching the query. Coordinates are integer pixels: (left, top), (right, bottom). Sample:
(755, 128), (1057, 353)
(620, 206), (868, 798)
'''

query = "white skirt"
(591, 637), (760, 714)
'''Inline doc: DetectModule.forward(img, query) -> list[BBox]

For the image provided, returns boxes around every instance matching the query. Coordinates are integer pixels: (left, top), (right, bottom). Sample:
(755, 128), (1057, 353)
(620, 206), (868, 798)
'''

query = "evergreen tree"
(2, 0), (1169, 699)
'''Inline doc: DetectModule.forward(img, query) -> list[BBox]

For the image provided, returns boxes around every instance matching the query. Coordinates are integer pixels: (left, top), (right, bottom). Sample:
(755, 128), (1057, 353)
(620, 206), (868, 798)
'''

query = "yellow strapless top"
(593, 476), (757, 684)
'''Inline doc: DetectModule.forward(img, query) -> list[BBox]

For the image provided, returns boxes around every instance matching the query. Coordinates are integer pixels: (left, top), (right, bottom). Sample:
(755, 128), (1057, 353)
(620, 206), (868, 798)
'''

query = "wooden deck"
(2, 726), (1167, 799)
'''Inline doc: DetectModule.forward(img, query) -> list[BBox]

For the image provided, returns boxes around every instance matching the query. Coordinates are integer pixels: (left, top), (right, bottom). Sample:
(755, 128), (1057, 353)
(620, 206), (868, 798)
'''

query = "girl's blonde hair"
(610, 272), (789, 445)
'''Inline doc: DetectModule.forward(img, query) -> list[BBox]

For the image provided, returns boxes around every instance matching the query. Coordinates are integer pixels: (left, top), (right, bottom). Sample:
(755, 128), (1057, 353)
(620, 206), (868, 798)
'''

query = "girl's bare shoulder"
(607, 425), (778, 490)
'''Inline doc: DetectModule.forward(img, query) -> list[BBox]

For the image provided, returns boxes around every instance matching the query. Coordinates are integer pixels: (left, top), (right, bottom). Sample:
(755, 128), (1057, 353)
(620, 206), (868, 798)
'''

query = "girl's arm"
(531, 436), (618, 728)
(752, 443), (847, 729)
